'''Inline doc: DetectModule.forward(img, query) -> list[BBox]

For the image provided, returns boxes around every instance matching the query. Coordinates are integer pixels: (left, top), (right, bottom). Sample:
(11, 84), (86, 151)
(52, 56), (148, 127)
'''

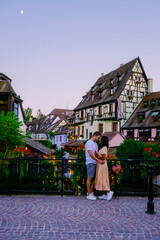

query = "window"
(110, 88), (114, 95)
(112, 122), (118, 132)
(137, 112), (145, 120)
(14, 102), (19, 116)
(157, 129), (160, 136)
(89, 132), (92, 138)
(87, 113), (90, 122)
(86, 129), (88, 139)
(139, 129), (151, 138)
(90, 115), (94, 126)
(81, 110), (84, 118)
(135, 76), (141, 81)
(109, 103), (113, 113)
(78, 126), (80, 136)
(151, 111), (159, 116)
(82, 126), (84, 135)
(60, 136), (62, 142)
(98, 106), (102, 115)
(98, 124), (103, 134)
(127, 90), (133, 95)
(127, 129), (134, 138)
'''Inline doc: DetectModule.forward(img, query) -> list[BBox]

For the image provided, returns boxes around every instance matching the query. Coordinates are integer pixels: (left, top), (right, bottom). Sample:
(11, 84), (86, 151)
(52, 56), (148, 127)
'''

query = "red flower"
(152, 152), (156, 155)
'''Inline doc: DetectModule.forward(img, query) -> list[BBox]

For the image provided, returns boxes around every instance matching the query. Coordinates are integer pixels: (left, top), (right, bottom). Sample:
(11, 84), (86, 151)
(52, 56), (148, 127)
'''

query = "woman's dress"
(94, 146), (110, 191)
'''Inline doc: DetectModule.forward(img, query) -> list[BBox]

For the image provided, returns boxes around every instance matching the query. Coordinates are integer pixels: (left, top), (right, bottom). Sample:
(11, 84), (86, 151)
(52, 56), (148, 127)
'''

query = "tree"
(0, 111), (25, 156)
(116, 138), (145, 159)
(24, 107), (33, 123)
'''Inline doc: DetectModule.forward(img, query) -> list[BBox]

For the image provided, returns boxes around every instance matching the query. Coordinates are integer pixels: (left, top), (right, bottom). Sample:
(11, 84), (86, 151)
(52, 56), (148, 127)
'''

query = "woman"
(94, 136), (114, 200)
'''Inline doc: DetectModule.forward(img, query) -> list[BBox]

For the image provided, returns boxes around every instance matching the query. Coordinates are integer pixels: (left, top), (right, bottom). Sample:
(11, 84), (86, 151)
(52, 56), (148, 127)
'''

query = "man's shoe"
(107, 191), (114, 201)
(87, 194), (96, 200)
(98, 194), (108, 200)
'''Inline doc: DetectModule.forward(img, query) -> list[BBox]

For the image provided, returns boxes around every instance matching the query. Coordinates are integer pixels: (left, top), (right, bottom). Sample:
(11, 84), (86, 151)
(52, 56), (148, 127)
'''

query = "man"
(85, 131), (105, 200)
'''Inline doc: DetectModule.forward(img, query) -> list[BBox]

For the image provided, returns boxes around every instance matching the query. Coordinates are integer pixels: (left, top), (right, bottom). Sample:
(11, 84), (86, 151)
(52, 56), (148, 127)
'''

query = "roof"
(74, 57), (147, 111)
(24, 137), (56, 155)
(26, 109), (74, 134)
(122, 91), (160, 129)
(102, 132), (124, 141)
(0, 73), (23, 102)
(61, 140), (85, 147)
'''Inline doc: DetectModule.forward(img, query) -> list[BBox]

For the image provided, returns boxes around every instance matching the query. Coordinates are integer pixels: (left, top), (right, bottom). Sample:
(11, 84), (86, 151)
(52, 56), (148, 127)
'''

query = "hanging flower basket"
(128, 95), (134, 100)
(135, 80), (141, 84)
(97, 114), (102, 118)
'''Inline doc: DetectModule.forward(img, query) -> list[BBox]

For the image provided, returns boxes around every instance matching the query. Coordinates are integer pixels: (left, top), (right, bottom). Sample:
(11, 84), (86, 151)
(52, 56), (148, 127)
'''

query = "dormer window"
(137, 112), (145, 122)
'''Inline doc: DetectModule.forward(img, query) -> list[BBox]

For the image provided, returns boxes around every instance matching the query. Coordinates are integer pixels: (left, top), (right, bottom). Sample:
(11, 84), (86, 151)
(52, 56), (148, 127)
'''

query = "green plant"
(143, 103), (148, 108)
(116, 79), (120, 84)
(138, 117), (143, 123)
(38, 140), (52, 149)
(150, 101), (155, 107)
(116, 138), (145, 159)
(0, 111), (24, 156)
(47, 130), (59, 138)
(90, 89), (93, 95)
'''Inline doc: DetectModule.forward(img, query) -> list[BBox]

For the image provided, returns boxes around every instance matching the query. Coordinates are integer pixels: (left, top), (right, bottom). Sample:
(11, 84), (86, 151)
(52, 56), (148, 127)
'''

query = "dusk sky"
(0, 0), (160, 115)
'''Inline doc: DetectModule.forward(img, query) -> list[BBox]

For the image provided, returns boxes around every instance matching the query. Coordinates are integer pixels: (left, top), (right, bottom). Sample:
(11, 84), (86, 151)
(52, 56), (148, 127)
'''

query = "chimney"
(120, 63), (124, 67)
(29, 117), (33, 122)
(101, 73), (104, 77)
(148, 78), (153, 93)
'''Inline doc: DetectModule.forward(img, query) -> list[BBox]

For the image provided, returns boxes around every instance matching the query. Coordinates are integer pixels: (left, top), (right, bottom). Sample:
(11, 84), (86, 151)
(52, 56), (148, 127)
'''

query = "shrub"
(116, 138), (145, 159)
(38, 140), (52, 149)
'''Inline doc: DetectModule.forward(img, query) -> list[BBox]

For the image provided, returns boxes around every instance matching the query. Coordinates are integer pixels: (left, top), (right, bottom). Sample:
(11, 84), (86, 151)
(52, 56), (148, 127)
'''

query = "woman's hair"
(101, 136), (109, 149)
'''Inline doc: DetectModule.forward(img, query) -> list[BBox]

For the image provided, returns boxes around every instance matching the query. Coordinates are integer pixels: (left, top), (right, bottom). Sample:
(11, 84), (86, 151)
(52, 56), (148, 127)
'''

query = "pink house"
(122, 92), (160, 141)
(103, 132), (124, 148)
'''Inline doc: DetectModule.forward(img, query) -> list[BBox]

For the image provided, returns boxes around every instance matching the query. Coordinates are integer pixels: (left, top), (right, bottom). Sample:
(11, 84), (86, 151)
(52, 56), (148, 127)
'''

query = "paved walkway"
(0, 195), (160, 240)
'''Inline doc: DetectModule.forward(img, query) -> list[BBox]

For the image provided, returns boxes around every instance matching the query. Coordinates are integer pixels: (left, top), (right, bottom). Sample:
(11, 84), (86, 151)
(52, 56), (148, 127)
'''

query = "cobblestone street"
(0, 195), (160, 240)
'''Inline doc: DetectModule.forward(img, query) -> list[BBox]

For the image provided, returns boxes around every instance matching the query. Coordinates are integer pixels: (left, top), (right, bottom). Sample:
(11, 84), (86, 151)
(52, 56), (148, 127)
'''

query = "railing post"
(9, 159), (12, 195)
(146, 165), (156, 214)
(114, 159), (117, 198)
(61, 158), (64, 197)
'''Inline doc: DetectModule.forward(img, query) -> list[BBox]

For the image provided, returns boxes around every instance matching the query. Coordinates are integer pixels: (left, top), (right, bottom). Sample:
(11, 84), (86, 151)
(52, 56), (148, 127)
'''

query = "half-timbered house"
(74, 57), (150, 139)
(122, 91), (160, 141)
(0, 73), (25, 132)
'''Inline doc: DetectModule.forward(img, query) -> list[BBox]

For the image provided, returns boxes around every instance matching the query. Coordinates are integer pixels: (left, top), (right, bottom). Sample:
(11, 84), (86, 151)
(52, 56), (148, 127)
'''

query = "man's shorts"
(86, 163), (96, 178)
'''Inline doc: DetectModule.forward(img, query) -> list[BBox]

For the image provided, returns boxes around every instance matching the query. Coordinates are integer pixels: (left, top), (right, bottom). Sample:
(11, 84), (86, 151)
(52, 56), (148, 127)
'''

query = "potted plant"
(128, 95), (134, 100)
(153, 115), (159, 122)
(138, 117), (143, 123)
(135, 80), (141, 84)
(116, 78), (120, 85)
(143, 102), (148, 108)
(90, 89), (93, 95)
(150, 101), (155, 107)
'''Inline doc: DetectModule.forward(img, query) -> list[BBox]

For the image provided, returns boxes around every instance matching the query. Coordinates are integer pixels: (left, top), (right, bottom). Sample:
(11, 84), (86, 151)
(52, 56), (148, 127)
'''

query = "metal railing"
(0, 158), (160, 199)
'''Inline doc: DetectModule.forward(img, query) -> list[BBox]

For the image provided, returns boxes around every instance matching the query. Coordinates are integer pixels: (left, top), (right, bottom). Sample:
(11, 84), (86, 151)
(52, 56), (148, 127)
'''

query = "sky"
(0, 0), (160, 115)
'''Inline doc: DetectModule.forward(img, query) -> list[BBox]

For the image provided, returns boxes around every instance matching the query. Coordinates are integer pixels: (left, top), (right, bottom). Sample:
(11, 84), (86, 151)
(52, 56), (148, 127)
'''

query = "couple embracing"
(85, 131), (114, 201)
